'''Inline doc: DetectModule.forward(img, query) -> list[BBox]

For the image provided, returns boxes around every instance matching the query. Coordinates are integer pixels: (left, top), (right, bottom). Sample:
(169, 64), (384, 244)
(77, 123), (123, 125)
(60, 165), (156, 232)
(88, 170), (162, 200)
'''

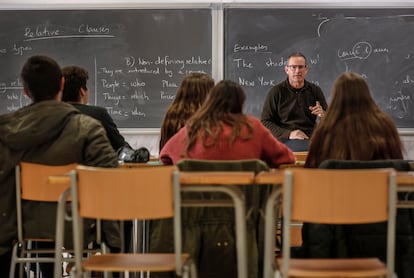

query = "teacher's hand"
(289, 129), (309, 140)
(309, 101), (325, 117)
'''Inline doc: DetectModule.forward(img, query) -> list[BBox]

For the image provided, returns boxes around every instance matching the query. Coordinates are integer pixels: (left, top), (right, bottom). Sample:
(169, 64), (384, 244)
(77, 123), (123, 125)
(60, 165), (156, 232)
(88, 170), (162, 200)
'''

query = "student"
(301, 72), (414, 278)
(261, 52), (327, 151)
(158, 80), (294, 278)
(61, 65), (134, 254)
(0, 55), (120, 277)
(305, 71), (403, 166)
(61, 65), (129, 152)
(159, 72), (215, 151)
(160, 79), (294, 166)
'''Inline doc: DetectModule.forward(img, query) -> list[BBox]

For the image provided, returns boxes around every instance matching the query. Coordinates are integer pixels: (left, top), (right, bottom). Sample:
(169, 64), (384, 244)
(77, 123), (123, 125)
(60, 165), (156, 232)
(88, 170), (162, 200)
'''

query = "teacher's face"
(285, 56), (308, 86)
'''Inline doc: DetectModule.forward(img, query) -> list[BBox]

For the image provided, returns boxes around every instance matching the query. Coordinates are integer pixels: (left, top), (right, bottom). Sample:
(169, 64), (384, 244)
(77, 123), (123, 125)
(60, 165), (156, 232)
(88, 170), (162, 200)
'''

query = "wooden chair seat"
(83, 253), (190, 272)
(277, 258), (386, 277)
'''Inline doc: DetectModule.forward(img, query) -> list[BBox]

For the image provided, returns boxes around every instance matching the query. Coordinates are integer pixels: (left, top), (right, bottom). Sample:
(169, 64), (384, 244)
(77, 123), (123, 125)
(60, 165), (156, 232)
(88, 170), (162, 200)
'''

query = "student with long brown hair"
(160, 79), (294, 166)
(306, 71), (403, 167)
(157, 80), (294, 278)
(301, 72), (413, 278)
(159, 72), (215, 151)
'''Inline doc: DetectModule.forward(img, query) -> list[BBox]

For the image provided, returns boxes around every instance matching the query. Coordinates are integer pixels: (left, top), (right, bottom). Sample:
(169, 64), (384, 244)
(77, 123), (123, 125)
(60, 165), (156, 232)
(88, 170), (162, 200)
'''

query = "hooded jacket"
(0, 100), (119, 256)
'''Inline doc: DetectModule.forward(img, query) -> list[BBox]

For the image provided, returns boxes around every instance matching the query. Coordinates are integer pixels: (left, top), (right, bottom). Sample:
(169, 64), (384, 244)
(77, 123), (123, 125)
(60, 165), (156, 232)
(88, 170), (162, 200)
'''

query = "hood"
(0, 100), (80, 151)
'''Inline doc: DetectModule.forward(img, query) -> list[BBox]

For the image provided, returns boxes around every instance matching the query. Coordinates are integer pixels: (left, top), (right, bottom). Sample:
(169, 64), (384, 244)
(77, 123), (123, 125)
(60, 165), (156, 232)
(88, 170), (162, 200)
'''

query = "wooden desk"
(119, 161), (163, 168)
(293, 151), (308, 164)
(176, 171), (255, 278)
(255, 170), (284, 185)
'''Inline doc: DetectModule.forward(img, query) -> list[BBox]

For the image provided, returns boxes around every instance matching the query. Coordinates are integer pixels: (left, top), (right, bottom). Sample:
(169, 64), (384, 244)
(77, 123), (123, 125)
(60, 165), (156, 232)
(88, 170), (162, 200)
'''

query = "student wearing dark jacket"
(301, 72), (414, 278)
(61, 65), (129, 151)
(0, 55), (120, 277)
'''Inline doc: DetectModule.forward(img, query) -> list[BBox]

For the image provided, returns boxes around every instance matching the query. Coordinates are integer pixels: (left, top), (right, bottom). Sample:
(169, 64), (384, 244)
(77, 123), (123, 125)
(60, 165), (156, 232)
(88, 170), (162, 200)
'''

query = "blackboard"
(0, 9), (212, 128)
(224, 8), (414, 128)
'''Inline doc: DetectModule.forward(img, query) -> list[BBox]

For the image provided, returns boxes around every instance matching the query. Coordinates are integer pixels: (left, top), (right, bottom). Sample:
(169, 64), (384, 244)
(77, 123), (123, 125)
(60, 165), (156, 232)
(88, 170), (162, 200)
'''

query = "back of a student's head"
(204, 79), (245, 114)
(175, 72), (214, 104)
(20, 55), (62, 102)
(330, 71), (377, 115)
(61, 65), (89, 102)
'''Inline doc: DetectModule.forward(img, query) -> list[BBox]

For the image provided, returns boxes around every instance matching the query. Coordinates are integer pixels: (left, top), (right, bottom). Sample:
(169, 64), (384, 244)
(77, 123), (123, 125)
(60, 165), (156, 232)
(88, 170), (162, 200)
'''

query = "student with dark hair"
(0, 55), (120, 277)
(61, 65), (129, 152)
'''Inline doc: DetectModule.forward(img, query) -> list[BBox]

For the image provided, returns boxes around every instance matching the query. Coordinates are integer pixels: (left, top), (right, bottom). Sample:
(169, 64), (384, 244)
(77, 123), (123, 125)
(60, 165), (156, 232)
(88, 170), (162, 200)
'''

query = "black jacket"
(72, 103), (128, 151)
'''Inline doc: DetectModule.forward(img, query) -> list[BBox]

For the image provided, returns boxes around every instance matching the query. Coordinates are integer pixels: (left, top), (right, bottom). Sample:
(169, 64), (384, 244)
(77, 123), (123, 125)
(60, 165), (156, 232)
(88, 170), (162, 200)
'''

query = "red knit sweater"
(160, 115), (294, 167)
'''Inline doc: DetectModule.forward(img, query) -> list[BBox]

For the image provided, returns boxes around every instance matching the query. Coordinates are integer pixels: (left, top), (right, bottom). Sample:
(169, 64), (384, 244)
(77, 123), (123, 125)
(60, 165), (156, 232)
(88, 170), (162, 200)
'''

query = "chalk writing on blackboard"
(0, 9), (212, 128)
(225, 8), (414, 128)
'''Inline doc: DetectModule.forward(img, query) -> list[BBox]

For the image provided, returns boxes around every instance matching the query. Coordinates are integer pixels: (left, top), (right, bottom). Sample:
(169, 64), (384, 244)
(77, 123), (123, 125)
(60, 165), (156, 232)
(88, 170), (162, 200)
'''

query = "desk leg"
(263, 189), (282, 278)
(233, 194), (248, 278)
(132, 219), (142, 254)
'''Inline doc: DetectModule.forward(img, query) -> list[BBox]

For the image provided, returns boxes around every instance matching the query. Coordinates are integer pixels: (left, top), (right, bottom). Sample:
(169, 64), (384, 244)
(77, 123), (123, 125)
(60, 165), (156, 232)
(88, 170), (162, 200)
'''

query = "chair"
(319, 159), (414, 277)
(10, 162), (76, 278)
(175, 159), (270, 278)
(263, 168), (397, 278)
(68, 165), (196, 277)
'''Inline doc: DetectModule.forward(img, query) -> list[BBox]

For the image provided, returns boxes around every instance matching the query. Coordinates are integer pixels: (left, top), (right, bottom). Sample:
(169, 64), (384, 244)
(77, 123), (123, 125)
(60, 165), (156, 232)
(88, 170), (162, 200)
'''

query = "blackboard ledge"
(119, 128), (160, 135)
(398, 129), (414, 136)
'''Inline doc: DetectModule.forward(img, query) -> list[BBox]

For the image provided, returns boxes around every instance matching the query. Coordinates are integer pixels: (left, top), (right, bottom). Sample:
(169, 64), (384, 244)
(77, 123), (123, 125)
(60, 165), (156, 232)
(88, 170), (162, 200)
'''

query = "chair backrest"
(319, 159), (412, 171)
(15, 162), (76, 242)
(17, 162), (76, 202)
(282, 168), (397, 278)
(285, 168), (394, 224)
(70, 165), (184, 275)
(72, 165), (177, 220)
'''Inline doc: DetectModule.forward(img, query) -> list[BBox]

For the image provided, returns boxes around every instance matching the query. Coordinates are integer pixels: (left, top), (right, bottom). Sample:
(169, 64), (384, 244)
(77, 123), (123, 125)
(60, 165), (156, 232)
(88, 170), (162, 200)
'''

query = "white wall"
(3, 0), (414, 5)
(2, 0), (413, 159)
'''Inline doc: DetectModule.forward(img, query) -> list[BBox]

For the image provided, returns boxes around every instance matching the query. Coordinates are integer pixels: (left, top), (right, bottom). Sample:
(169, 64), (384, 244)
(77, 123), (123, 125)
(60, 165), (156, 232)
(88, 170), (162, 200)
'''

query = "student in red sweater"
(160, 79), (295, 167)
(157, 79), (294, 278)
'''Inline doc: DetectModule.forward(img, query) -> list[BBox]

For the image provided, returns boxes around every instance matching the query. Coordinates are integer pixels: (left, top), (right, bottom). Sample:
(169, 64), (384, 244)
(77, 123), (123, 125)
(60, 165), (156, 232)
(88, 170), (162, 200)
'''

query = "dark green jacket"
(0, 100), (119, 256)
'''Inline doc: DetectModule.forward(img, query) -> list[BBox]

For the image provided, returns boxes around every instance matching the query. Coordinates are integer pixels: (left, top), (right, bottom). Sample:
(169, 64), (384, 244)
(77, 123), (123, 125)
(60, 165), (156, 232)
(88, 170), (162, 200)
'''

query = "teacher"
(261, 52), (328, 151)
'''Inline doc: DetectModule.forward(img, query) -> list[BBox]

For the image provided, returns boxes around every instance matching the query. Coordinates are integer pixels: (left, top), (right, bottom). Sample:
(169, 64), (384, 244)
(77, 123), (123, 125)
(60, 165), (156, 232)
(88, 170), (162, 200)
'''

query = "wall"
(2, 0), (414, 159)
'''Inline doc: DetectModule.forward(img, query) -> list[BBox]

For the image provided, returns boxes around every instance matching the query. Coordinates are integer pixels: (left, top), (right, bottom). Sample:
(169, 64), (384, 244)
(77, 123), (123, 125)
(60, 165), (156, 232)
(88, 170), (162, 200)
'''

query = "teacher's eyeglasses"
(287, 65), (306, 70)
